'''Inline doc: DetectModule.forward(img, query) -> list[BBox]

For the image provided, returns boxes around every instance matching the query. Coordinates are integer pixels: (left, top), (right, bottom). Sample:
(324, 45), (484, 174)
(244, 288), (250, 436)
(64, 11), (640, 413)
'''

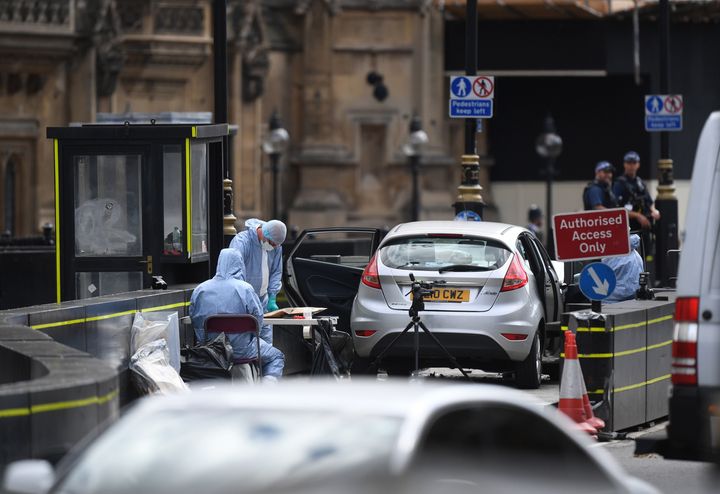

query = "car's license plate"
(412, 288), (470, 303)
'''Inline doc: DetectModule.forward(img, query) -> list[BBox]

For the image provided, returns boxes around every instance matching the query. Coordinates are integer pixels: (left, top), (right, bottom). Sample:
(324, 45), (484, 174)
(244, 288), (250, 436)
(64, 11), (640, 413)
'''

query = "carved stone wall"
(260, 0), (456, 230)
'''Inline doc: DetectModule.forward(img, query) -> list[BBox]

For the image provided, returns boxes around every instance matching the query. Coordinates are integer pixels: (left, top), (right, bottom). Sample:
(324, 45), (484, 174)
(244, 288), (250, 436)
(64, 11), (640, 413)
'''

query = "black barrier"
(561, 295), (675, 431)
(0, 326), (119, 466)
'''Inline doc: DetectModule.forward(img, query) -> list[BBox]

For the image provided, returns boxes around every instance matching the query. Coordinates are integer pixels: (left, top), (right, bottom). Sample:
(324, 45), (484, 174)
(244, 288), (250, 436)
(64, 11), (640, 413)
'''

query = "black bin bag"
(180, 333), (234, 382)
(311, 319), (355, 377)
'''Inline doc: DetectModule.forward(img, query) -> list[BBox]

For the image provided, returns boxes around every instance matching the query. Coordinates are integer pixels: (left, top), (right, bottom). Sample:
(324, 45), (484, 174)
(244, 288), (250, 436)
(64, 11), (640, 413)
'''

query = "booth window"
(162, 145), (184, 256)
(75, 271), (143, 299)
(191, 142), (208, 256)
(74, 154), (142, 257)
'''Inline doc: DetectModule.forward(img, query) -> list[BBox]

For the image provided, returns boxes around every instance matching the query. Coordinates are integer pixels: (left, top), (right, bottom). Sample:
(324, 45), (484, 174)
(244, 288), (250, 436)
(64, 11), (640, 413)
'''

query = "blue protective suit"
(229, 219), (283, 343)
(602, 234), (644, 303)
(189, 249), (284, 378)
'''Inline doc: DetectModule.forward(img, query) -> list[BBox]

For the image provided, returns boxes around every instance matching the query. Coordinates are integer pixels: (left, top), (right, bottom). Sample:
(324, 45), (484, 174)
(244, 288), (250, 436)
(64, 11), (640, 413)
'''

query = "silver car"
(3, 380), (658, 494)
(284, 222), (564, 388)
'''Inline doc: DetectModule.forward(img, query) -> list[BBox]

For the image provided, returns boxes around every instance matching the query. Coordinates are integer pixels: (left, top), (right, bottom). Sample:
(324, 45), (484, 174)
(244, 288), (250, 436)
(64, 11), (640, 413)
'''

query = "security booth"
(47, 124), (227, 302)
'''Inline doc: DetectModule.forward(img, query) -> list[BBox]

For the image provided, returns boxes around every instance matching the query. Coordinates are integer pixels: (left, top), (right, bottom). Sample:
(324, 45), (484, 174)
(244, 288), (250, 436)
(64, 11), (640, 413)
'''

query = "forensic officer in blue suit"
(229, 218), (287, 344)
(189, 248), (285, 380)
(602, 234), (644, 303)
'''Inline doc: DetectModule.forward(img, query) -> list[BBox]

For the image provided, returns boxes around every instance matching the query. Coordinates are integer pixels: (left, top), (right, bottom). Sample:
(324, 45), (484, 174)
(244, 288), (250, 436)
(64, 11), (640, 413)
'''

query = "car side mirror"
(2, 459), (55, 494)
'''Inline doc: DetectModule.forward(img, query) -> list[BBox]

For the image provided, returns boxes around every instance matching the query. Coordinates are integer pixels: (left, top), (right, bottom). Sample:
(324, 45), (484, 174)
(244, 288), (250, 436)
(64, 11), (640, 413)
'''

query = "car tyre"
(516, 331), (542, 389)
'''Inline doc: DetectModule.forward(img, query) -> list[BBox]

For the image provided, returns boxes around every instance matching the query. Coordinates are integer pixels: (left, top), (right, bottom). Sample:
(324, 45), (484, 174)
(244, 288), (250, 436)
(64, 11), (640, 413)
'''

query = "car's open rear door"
(284, 228), (383, 332)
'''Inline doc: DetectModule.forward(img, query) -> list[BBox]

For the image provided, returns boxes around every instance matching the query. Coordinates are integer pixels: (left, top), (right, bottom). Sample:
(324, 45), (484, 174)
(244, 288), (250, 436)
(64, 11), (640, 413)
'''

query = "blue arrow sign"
(579, 262), (616, 301)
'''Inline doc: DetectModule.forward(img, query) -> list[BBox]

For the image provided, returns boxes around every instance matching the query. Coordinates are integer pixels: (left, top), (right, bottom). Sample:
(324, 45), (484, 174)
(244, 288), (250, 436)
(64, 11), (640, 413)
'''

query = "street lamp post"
(403, 115), (429, 222)
(535, 115), (562, 257)
(262, 111), (289, 220)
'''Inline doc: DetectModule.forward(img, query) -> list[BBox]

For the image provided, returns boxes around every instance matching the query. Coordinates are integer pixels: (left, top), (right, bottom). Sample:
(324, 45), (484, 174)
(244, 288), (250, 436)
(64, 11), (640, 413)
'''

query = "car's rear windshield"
(379, 236), (512, 271)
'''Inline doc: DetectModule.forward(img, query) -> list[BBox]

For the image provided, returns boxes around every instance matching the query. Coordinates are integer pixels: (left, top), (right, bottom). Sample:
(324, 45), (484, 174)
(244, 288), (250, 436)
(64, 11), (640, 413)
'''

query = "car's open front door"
(284, 228), (383, 332)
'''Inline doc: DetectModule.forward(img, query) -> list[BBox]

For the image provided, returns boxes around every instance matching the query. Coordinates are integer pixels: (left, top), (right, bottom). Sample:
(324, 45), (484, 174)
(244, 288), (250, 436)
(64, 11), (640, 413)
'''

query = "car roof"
(384, 221), (526, 243)
(133, 379), (547, 418)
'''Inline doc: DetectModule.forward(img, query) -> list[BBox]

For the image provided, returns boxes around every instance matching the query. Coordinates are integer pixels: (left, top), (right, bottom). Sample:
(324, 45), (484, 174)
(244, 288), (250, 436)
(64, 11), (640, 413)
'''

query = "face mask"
(261, 240), (274, 252)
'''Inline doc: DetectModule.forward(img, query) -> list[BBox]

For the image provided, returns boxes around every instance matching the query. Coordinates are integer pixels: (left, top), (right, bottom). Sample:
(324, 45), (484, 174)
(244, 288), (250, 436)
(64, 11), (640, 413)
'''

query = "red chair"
(204, 315), (262, 378)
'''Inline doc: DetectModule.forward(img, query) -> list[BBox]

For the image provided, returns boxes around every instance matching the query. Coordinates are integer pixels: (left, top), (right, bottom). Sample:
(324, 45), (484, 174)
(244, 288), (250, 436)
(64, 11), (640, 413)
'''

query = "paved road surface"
(599, 425), (718, 494)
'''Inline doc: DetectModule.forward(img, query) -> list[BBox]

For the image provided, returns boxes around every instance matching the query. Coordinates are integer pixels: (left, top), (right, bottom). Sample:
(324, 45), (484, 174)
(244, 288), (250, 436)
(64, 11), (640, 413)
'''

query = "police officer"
(526, 205), (543, 243)
(583, 161), (619, 210)
(612, 151), (660, 231)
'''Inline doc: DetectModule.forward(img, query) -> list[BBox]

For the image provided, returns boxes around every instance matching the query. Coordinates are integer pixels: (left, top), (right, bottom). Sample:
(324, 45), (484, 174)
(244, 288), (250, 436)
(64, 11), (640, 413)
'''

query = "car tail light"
(501, 333), (528, 341)
(355, 330), (377, 337)
(500, 254), (528, 292)
(672, 297), (699, 386)
(361, 253), (381, 289)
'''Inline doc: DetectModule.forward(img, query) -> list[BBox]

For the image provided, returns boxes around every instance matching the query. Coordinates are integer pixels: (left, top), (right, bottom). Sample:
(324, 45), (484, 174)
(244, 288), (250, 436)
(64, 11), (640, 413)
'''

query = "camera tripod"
(369, 274), (471, 380)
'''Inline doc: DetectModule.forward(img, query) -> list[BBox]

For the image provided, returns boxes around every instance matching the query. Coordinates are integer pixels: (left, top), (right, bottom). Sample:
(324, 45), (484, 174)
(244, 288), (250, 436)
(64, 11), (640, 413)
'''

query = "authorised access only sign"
(552, 209), (630, 262)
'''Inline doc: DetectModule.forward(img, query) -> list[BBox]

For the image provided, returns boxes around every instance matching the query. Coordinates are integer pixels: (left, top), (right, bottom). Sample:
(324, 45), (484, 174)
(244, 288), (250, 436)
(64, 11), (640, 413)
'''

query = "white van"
(666, 111), (720, 460)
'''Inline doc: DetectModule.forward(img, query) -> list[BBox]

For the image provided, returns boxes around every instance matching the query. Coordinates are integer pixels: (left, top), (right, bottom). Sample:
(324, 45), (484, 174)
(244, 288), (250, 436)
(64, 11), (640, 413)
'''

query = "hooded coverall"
(189, 249), (285, 378)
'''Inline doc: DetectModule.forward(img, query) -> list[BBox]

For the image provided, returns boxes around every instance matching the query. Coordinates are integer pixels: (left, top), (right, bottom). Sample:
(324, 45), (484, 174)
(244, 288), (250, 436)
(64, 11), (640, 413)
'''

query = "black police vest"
(616, 175), (650, 214)
(583, 181), (618, 210)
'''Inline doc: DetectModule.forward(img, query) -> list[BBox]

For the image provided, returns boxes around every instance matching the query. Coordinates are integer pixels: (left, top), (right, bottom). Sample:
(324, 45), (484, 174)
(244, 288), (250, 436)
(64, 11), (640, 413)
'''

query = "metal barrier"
(0, 325), (118, 465)
(561, 296), (675, 431)
(0, 287), (312, 466)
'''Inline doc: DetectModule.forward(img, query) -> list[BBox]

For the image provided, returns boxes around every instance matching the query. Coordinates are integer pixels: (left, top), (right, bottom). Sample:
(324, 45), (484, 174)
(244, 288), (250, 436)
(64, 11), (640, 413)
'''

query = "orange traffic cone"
(558, 331), (598, 436)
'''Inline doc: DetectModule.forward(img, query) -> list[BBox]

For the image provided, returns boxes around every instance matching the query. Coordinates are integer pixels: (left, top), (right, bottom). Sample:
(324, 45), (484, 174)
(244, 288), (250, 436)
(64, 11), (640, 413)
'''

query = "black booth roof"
(46, 124), (229, 140)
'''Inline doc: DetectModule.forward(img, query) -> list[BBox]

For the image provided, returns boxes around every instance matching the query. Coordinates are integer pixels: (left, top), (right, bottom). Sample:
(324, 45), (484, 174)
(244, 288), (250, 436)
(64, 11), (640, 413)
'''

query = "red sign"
(552, 209), (630, 261)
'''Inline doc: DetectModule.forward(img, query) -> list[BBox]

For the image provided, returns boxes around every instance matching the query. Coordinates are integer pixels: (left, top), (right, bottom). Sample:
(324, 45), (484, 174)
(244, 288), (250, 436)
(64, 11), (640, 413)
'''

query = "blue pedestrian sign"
(451, 77), (472, 98)
(579, 262), (617, 301)
(449, 75), (494, 119)
(645, 94), (683, 131)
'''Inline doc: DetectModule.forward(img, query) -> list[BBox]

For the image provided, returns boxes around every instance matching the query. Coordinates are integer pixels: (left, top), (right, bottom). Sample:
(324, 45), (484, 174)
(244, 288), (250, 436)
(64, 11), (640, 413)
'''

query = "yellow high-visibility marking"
(647, 315), (673, 325)
(186, 138), (192, 255)
(0, 407), (31, 418)
(560, 314), (673, 333)
(86, 310), (137, 322)
(0, 390), (118, 419)
(54, 139), (61, 303)
(614, 374), (671, 394)
(191, 126), (197, 138)
(613, 321), (646, 332)
(141, 301), (188, 313)
(586, 374), (672, 395)
(31, 317), (87, 330)
(29, 302), (190, 330)
(561, 340), (672, 359)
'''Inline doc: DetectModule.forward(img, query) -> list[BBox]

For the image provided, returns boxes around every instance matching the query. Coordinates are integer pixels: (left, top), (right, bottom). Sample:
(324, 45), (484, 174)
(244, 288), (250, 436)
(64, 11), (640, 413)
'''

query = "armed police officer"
(612, 151), (660, 272)
(612, 151), (660, 231)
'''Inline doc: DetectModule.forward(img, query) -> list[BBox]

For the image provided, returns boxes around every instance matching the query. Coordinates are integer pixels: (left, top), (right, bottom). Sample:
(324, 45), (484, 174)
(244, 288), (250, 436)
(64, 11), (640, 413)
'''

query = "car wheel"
(516, 331), (542, 389)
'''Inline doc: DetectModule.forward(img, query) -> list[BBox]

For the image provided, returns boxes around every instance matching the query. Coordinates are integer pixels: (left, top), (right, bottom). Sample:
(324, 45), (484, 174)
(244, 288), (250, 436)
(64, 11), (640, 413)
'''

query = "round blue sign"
(579, 262), (617, 301)
(454, 210), (482, 222)
(451, 77), (472, 98)
(646, 96), (663, 114)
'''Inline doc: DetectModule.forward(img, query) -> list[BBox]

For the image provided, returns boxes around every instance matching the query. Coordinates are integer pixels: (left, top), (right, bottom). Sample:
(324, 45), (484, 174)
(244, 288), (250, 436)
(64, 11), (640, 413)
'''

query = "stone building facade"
(0, 0), (476, 238)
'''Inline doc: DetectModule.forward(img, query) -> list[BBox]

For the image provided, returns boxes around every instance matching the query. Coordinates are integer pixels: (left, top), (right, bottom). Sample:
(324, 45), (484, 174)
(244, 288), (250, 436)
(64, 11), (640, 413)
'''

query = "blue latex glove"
(266, 294), (279, 312)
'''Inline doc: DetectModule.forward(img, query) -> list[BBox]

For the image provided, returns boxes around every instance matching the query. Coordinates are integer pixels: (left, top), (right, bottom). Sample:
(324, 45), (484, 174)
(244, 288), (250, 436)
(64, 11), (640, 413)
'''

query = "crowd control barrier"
(561, 296), (676, 431)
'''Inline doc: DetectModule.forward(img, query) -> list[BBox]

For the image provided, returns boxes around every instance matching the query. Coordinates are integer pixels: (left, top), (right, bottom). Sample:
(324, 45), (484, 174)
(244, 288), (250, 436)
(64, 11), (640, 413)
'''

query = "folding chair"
(204, 315), (262, 382)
